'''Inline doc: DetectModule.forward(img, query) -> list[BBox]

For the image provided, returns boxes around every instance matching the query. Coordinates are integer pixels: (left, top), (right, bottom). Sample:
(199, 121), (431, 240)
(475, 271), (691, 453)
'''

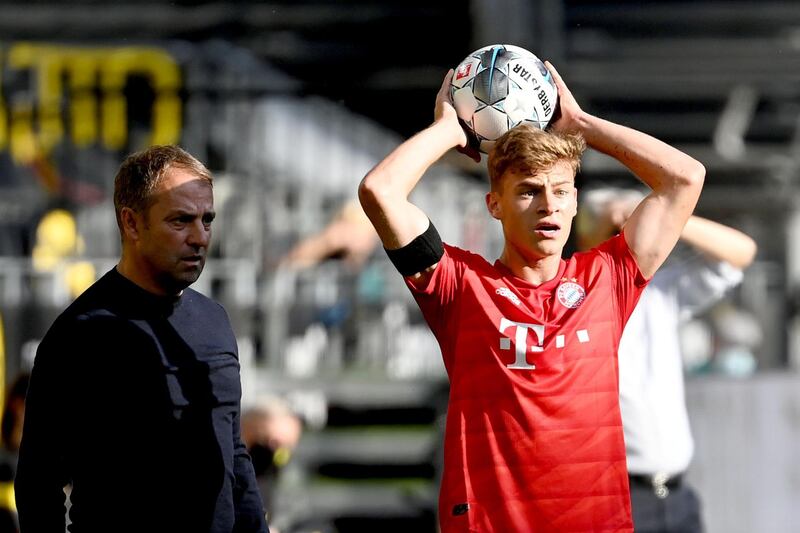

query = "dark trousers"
(629, 477), (704, 533)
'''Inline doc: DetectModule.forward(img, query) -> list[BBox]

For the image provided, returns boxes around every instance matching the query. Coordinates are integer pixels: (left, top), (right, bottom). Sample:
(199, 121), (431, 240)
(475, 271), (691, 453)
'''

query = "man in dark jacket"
(15, 145), (269, 532)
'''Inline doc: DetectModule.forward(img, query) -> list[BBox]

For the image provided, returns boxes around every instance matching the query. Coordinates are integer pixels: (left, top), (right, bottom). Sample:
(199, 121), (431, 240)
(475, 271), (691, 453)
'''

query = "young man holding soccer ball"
(358, 61), (704, 532)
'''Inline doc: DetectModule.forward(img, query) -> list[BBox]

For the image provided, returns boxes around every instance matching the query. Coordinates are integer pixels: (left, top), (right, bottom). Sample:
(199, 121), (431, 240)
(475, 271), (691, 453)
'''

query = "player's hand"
(435, 70), (481, 162)
(544, 61), (585, 134)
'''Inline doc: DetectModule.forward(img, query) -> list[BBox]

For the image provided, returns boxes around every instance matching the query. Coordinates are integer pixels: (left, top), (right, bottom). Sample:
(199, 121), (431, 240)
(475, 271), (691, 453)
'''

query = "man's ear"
(485, 191), (502, 220)
(571, 187), (579, 218)
(120, 207), (142, 242)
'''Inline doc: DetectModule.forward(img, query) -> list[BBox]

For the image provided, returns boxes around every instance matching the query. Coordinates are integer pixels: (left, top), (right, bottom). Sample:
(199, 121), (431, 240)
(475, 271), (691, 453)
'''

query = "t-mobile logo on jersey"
(499, 317), (590, 370)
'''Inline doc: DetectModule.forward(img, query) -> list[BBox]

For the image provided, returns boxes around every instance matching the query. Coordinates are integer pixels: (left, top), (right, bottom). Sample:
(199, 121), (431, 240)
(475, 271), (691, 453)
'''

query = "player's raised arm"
(358, 70), (473, 282)
(546, 61), (705, 279)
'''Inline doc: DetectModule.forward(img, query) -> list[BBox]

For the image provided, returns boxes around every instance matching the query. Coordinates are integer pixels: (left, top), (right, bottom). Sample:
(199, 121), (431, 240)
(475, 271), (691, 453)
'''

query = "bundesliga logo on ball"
(451, 44), (558, 153)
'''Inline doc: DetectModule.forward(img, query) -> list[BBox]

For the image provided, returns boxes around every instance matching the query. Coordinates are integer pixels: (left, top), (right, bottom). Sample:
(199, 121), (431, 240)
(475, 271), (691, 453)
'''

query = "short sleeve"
(594, 232), (650, 329)
(404, 244), (464, 340)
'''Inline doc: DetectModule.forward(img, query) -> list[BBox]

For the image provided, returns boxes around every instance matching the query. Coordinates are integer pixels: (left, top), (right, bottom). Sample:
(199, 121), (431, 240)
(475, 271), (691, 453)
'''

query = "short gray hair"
(113, 145), (212, 231)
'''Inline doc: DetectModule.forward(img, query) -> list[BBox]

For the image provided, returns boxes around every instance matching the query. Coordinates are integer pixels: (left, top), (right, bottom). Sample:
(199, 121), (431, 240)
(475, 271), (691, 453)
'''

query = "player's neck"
(498, 249), (562, 286)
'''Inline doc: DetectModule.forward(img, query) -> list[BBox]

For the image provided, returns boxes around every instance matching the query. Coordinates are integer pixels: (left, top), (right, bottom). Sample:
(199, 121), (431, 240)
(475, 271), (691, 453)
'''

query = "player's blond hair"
(487, 124), (586, 191)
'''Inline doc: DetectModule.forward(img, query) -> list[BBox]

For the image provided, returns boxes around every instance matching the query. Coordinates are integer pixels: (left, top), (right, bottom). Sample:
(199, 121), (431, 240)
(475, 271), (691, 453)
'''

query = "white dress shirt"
(619, 256), (743, 476)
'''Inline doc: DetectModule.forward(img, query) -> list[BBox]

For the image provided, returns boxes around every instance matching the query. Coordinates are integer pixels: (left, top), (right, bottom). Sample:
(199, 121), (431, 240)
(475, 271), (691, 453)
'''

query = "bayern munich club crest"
(557, 278), (586, 309)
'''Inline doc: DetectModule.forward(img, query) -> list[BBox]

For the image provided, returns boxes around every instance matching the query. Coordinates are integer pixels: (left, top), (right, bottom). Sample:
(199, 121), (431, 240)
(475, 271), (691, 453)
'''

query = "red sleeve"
(594, 232), (649, 332)
(404, 244), (464, 341)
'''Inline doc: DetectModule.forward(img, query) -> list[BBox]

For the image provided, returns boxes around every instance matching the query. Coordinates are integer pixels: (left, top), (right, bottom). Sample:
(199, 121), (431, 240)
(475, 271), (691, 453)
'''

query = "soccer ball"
(450, 44), (558, 153)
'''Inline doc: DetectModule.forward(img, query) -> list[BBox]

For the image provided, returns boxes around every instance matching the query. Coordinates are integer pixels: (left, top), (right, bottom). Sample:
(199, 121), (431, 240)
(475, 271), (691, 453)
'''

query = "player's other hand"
(544, 61), (585, 135)
(435, 70), (481, 163)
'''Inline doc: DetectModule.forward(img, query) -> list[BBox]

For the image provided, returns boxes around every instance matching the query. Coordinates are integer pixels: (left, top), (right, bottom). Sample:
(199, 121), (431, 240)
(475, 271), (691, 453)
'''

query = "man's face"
(486, 161), (578, 261)
(133, 167), (215, 295)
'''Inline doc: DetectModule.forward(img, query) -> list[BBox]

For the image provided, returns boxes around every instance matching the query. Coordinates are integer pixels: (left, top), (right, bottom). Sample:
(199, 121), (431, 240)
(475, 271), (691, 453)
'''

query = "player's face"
(134, 167), (215, 295)
(487, 161), (577, 261)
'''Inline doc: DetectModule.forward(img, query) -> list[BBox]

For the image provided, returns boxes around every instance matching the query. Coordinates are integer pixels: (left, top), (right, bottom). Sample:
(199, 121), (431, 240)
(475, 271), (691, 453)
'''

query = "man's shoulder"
(443, 243), (494, 272)
(569, 233), (643, 276)
(34, 277), (117, 365)
(567, 244), (616, 272)
(562, 238), (641, 295)
(578, 234), (630, 259)
(49, 271), (118, 326)
(182, 287), (226, 312)
(178, 288), (232, 327)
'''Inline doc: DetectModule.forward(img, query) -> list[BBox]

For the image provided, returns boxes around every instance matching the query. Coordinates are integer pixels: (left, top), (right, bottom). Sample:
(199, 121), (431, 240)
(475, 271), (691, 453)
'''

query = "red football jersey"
(407, 234), (648, 532)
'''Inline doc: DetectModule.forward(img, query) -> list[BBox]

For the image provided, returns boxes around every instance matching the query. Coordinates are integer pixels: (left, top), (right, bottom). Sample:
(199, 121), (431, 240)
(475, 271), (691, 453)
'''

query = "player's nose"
(538, 190), (559, 214)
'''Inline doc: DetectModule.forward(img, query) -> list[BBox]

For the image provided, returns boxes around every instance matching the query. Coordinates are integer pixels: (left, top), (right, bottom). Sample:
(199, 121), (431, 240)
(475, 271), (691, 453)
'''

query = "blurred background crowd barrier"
(1, 1), (800, 531)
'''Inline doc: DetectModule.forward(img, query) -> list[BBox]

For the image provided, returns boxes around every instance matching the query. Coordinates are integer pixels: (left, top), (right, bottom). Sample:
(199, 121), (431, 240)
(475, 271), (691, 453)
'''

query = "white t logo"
(500, 317), (544, 370)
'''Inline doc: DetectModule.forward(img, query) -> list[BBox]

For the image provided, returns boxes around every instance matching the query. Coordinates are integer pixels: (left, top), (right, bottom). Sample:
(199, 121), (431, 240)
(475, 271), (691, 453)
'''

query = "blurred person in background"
(240, 395), (303, 515)
(577, 187), (757, 533)
(29, 207), (98, 300)
(15, 146), (268, 532)
(358, 61), (704, 532)
(281, 199), (379, 271)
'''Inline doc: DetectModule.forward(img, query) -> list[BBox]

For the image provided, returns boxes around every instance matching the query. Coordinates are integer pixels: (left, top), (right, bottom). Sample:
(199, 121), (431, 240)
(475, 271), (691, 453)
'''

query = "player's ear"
(120, 207), (142, 242)
(570, 187), (578, 218)
(486, 191), (502, 220)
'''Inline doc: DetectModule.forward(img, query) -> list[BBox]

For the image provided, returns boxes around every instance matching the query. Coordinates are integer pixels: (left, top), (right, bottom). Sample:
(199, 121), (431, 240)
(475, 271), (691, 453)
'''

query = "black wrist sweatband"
(385, 220), (444, 277)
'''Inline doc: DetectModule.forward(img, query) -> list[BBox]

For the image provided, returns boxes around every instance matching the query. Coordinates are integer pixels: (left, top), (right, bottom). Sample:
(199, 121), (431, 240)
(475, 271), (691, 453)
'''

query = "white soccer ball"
(450, 44), (558, 153)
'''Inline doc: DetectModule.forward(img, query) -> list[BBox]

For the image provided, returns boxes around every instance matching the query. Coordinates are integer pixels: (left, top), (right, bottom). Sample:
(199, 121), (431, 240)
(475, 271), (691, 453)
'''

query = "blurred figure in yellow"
(31, 209), (83, 271)
(32, 208), (96, 299)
